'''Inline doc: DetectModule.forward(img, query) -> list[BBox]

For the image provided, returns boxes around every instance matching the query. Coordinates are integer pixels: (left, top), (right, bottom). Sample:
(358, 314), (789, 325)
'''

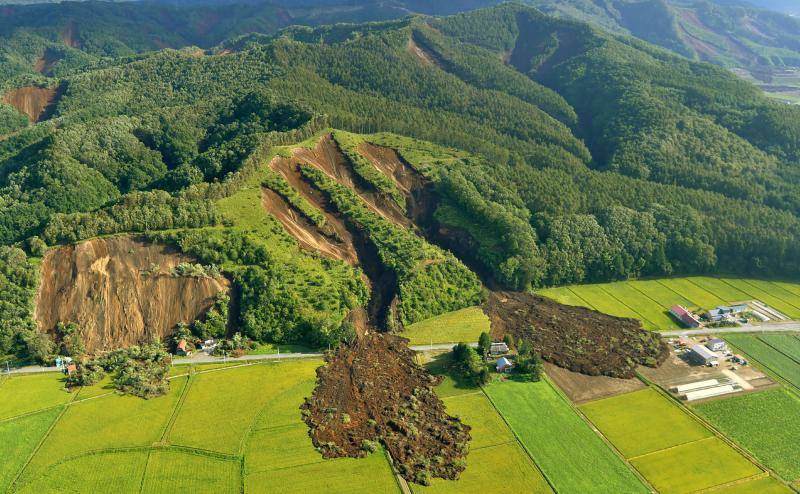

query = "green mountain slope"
(2, 4), (800, 364)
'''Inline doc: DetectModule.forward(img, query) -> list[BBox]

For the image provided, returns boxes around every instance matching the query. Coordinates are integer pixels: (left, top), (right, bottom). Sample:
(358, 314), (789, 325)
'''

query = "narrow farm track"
(159, 376), (193, 443)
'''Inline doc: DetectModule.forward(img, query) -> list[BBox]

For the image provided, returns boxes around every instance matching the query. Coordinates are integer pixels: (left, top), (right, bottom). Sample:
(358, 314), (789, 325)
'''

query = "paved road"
(2, 342), (474, 375)
(659, 322), (800, 337)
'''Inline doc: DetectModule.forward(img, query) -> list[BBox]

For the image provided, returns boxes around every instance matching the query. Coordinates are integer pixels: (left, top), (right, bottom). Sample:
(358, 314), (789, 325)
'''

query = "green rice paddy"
(539, 277), (800, 330)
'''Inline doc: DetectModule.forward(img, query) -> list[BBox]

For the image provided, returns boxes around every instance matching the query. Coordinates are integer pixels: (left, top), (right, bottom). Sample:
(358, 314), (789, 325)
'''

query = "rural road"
(659, 321), (800, 337)
(2, 343), (471, 375)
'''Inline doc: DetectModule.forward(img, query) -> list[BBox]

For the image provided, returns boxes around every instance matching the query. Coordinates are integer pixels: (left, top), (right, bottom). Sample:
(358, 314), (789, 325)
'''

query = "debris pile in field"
(302, 333), (471, 485)
(484, 291), (669, 378)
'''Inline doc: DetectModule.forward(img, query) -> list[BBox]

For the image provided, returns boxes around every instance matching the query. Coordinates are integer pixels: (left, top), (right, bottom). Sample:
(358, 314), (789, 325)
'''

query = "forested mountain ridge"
(2, 3), (800, 364)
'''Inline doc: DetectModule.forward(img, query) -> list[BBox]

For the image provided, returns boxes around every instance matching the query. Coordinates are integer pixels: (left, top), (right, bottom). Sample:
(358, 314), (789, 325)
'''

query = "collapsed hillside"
(2, 85), (61, 122)
(35, 236), (229, 352)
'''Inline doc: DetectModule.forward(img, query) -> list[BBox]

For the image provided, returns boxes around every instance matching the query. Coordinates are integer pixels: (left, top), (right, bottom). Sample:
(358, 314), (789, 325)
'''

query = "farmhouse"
(706, 338), (726, 352)
(706, 304), (747, 322)
(496, 357), (513, 372)
(689, 344), (718, 366)
(490, 342), (509, 355)
(176, 339), (192, 357)
(670, 305), (701, 328)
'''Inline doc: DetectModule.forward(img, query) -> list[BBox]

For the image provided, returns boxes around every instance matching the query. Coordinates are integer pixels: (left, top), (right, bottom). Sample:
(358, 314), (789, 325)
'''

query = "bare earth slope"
(35, 236), (229, 352)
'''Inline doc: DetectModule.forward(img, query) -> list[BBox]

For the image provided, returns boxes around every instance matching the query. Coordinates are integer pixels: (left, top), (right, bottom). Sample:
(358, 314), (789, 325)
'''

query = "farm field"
(484, 379), (648, 493)
(539, 277), (800, 330)
(1, 359), (410, 494)
(694, 389), (800, 482)
(0, 373), (74, 420)
(414, 385), (551, 493)
(725, 335), (800, 390)
(579, 388), (766, 494)
(402, 306), (490, 345)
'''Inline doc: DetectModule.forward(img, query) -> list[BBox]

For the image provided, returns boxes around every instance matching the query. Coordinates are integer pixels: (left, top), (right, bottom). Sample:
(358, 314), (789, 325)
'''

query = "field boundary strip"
(565, 286), (595, 309)
(627, 282), (685, 327)
(542, 375), (656, 492)
(654, 279), (700, 307)
(626, 436), (715, 461)
(159, 375), (193, 443)
(9, 397), (74, 492)
(757, 336), (800, 367)
(693, 472), (771, 494)
(138, 451), (153, 494)
(595, 284), (660, 330)
(479, 383), (561, 494)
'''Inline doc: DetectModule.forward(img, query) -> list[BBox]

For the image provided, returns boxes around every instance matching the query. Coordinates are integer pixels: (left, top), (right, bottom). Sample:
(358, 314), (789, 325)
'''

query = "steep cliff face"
(1, 86), (60, 122)
(35, 236), (229, 352)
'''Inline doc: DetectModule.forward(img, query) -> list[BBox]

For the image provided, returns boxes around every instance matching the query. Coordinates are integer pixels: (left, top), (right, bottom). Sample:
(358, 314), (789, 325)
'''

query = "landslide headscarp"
(2, 85), (62, 122)
(35, 236), (229, 352)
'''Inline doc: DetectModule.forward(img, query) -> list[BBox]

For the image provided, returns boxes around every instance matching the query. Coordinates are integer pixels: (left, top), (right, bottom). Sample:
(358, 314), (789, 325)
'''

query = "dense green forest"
(3, 2), (800, 362)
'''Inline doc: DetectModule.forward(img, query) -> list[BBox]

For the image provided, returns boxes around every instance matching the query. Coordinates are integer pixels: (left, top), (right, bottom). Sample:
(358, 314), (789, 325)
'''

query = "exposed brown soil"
(302, 333), (470, 485)
(484, 291), (669, 379)
(407, 36), (440, 68)
(544, 362), (645, 404)
(33, 48), (62, 75)
(61, 22), (81, 48)
(296, 135), (410, 227)
(260, 187), (357, 264)
(35, 236), (229, 353)
(2, 85), (61, 122)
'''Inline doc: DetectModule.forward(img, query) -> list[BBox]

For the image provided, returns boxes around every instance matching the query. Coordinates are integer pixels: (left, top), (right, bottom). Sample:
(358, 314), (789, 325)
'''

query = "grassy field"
(484, 379), (648, 493)
(759, 334), (800, 361)
(414, 387), (551, 493)
(539, 277), (800, 330)
(579, 388), (711, 457)
(168, 360), (319, 454)
(713, 476), (795, 494)
(629, 437), (762, 494)
(580, 388), (765, 494)
(402, 306), (490, 345)
(694, 389), (800, 482)
(0, 373), (73, 420)
(17, 450), (150, 494)
(20, 377), (188, 484)
(1, 359), (409, 493)
(0, 408), (61, 492)
(725, 335), (800, 390)
(142, 450), (241, 494)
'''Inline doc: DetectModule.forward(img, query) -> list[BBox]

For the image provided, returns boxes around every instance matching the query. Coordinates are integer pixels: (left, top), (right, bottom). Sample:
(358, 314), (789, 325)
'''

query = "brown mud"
(2, 85), (62, 122)
(302, 333), (471, 485)
(34, 48), (62, 75)
(35, 236), (229, 353)
(484, 291), (669, 379)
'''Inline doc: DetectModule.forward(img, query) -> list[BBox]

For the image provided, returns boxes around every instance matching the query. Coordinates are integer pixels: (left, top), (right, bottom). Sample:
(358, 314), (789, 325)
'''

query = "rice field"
(580, 388), (765, 494)
(484, 379), (648, 493)
(402, 306), (490, 345)
(694, 389), (800, 482)
(0, 408), (61, 492)
(142, 450), (241, 494)
(413, 389), (551, 493)
(538, 277), (800, 330)
(2, 360), (397, 494)
(725, 335), (800, 390)
(629, 437), (762, 494)
(0, 373), (72, 420)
